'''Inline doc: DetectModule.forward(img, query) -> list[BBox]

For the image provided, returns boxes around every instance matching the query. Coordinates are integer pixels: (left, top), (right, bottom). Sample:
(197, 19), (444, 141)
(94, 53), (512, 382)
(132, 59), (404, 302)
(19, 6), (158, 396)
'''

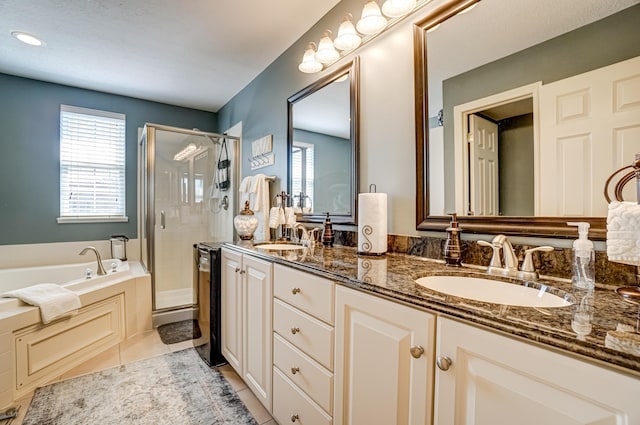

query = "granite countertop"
(225, 241), (640, 376)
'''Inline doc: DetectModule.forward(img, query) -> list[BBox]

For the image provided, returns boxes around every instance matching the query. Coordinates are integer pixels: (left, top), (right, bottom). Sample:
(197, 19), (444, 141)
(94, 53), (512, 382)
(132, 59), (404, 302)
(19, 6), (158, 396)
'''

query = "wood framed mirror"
(414, 0), (640, 240)
(287, 57), (360, 224)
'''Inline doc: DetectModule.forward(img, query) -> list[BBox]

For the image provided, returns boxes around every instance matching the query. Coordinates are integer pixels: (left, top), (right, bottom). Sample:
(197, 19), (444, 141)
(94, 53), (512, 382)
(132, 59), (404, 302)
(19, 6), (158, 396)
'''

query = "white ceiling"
(0, 0), (340, 112)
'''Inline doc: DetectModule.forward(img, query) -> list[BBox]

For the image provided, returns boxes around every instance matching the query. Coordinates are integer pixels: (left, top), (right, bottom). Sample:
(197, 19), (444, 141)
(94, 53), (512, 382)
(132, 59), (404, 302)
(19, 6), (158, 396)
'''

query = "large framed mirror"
(288, 57), (360, 224)
(414, 0), (640, 239)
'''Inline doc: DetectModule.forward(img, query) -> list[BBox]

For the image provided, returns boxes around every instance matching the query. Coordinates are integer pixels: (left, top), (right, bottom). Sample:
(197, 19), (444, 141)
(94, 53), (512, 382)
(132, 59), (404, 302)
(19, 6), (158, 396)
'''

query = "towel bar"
(603, 153), (640, 204)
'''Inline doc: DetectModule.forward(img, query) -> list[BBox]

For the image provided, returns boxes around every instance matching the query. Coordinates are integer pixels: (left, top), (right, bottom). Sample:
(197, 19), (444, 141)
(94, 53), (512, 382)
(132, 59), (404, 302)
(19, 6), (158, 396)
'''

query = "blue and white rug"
(23, 348), (257, 425)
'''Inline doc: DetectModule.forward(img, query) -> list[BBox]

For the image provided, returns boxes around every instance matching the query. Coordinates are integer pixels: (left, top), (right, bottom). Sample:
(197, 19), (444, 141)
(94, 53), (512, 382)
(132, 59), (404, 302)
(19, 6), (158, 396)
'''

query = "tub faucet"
(79, 246), (107, 276)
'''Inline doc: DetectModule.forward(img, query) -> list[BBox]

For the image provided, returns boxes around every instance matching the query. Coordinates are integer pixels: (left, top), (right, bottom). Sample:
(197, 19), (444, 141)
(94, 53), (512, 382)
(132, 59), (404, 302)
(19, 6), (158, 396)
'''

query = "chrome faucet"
(478, 235), (553, 281)
(79, 246), (107, 276)
(293, 223), (319, 247)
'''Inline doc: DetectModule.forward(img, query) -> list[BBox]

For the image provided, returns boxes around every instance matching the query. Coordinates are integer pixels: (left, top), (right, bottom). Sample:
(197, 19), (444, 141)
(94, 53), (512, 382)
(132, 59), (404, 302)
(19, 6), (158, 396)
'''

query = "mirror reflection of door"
(469, 114), (499, 216)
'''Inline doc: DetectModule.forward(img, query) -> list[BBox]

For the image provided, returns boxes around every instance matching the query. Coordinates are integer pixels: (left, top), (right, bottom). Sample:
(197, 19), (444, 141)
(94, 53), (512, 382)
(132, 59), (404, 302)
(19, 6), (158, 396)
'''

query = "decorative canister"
(234, 201), (259, 240)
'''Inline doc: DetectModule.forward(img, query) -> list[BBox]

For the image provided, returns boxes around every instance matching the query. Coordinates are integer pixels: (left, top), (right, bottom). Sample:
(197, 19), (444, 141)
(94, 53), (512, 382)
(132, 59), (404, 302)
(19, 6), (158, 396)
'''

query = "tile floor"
(8, 330), (276, 425)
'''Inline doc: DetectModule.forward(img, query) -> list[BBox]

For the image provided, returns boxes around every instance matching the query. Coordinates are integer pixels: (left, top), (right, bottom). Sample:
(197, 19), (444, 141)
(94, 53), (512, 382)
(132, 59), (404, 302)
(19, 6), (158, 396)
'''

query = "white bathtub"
(0, 260), (152, 410)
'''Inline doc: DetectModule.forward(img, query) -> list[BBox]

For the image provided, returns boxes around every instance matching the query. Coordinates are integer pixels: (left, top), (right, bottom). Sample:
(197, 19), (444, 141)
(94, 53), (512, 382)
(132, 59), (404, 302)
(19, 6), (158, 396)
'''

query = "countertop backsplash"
(332, 230), (638, 288)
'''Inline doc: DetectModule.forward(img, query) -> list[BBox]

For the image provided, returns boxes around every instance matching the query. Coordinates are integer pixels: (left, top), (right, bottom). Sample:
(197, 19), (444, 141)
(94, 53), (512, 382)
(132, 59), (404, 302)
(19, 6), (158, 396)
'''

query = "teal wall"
(0, 73), (216, 245)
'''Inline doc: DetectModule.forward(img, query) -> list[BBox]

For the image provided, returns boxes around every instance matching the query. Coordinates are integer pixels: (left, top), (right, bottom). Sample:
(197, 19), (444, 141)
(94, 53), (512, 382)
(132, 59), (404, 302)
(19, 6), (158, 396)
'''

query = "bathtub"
(0, 260), (152, 409)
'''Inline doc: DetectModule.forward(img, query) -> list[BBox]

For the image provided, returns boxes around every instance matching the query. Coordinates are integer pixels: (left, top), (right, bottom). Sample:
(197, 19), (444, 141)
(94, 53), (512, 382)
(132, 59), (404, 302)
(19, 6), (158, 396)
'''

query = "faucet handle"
(518, 246), (554, 280)
(478, 240), (503, 269)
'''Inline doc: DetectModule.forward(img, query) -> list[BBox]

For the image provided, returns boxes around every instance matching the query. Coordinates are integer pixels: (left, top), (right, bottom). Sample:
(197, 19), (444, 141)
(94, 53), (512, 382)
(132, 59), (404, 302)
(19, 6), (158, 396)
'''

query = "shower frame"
(138, 123), (240, 313)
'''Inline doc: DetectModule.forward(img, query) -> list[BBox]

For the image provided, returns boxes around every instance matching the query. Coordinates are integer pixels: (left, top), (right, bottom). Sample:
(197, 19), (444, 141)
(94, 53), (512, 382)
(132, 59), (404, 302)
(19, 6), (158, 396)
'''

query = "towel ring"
(603, 153), (640, 204)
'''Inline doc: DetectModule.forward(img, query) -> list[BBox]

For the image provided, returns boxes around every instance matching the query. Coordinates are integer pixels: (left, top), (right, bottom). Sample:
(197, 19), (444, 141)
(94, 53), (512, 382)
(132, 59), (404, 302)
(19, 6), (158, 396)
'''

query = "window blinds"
(59, 105), (126, 220)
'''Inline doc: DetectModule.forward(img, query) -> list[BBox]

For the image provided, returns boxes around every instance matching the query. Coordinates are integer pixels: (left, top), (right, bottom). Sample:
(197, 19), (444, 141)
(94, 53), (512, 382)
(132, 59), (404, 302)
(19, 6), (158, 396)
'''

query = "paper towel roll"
(358, 192), (387, 255)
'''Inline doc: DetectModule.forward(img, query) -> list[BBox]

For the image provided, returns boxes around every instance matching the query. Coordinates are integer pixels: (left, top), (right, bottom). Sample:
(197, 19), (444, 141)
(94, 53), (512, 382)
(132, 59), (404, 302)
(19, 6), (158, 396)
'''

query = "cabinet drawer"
(274, 333), (333, 414)
(274, 298), (334, 370)
(274, 264), (334, 324)
(273, 367), (332, 425)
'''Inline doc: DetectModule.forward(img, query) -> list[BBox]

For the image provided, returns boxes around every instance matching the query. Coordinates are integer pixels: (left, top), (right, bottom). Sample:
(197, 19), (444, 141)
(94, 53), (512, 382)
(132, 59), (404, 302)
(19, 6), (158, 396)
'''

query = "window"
(291, 141), (314, 211)
(58, 105), (127, 223)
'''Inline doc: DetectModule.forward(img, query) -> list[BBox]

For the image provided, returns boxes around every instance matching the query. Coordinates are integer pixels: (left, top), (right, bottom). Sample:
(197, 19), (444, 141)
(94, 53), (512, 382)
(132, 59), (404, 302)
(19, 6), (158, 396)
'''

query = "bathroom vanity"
(221, 243), (640, 424)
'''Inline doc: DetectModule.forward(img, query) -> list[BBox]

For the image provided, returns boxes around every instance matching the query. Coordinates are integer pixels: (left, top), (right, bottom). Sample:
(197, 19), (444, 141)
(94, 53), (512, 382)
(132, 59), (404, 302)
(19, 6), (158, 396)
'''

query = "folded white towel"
(606, 201), (640, 266)
(284, 207), (297, 227)
(2, 283), (82, 324)
(269, 207), (285, 229)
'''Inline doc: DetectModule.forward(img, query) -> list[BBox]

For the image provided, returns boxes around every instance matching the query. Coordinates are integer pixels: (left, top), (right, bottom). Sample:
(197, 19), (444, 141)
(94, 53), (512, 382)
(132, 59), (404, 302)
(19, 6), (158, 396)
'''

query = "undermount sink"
(415, 275), (573, 308)
(254, 243), (305, 251)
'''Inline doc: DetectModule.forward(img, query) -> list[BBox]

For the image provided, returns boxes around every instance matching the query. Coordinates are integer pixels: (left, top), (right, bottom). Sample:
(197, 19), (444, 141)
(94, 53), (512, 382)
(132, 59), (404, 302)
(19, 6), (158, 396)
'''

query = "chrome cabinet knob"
(291, 366), (300, 374)
(436, 356), (452, 371)
(291, 414), (299, 422)
(410, 345), (425, 359)
(291, 327), (300, 335)
(292, 287), (301, 295)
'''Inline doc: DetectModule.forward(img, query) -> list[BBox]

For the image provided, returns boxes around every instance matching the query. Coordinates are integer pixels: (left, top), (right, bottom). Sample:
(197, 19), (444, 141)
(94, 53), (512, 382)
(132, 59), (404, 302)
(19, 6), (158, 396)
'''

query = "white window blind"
(292, 142), (314, 209)
(58, 105), (127, 223)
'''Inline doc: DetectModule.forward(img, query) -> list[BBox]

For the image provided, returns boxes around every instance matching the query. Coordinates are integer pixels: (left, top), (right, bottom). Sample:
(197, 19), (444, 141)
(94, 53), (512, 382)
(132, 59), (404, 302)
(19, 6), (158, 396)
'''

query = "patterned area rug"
(157, 319), (202, 344)
(23, 349), (257, 425)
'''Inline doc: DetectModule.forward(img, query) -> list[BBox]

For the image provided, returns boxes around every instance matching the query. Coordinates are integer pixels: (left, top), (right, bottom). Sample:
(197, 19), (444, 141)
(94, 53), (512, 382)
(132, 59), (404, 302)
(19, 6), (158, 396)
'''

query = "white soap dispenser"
(567, 222), (595, 290)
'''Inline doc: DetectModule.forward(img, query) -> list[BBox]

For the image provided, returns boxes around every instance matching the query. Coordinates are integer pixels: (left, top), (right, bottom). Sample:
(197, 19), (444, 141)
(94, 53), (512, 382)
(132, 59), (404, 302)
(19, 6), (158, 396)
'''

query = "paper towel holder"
(357, 184), (387, 256)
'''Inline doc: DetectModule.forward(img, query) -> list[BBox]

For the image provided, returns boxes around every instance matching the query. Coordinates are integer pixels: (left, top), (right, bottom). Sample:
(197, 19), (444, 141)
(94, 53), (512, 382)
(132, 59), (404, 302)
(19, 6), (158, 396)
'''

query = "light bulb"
(356, 1), (387, 35)
(315, 31), (340, 64)
(381, 0), (416, 17)
(334, 14), (362, 51)
(298, 43), (323, 73)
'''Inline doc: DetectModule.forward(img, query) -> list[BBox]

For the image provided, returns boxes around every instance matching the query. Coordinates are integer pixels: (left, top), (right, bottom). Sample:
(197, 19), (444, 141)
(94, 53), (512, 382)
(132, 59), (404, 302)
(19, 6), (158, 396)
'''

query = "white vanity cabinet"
(434, 317), (640, 425)
(334, 285), (436, 425)
(272, 263), (335, 425)
(220, 247), (273, 412)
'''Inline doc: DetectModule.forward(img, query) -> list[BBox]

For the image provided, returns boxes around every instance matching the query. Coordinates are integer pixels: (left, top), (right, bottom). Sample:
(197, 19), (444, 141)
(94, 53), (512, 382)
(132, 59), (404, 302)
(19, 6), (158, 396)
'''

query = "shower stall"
(138, 124), (239, 323)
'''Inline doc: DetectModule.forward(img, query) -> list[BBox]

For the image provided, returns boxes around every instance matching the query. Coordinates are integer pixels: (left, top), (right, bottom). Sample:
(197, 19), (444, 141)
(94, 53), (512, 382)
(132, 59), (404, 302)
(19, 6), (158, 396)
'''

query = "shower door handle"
(160, 210), (166, 229)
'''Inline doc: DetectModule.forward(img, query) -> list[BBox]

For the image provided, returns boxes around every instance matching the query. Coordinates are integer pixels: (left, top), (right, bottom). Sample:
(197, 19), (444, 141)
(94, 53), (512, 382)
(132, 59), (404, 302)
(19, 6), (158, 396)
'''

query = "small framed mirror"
(287, 57), (360, 224)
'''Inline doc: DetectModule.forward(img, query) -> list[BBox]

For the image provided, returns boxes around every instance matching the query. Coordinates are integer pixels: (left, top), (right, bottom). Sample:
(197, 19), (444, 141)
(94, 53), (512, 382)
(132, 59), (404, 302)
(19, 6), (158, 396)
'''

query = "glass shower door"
(140, 124), (236, 312)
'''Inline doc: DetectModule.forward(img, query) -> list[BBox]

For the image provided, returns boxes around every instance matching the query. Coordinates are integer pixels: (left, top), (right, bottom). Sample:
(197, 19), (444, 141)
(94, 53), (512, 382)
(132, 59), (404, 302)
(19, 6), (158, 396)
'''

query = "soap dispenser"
(322, 212), (334, 247)
(444, 213), (462, 266)
(567, 222), (595, 290)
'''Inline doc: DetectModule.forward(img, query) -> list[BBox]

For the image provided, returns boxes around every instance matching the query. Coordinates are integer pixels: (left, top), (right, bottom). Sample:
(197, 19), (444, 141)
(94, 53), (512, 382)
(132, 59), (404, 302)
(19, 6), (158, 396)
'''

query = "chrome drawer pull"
(291, 366), (300, 374)
(291, 414), (299, 422)
(410, 345), (425, 359)
(291, 327), (300, 335)
(292, 287), (301, 295)
(437, 356), (452, 371)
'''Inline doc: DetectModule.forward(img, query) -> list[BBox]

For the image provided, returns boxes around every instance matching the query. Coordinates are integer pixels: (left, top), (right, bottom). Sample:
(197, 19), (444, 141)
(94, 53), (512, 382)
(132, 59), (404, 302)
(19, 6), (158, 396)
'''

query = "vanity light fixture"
(315, 30), (340, 64)
(298, 42), (323, 73)
(356, 1), (388, 35)
(334, 14), (362, 51)
(11, 31), (44, 46)
(381, 0), (417, 17)
(297, 0), (478, 74)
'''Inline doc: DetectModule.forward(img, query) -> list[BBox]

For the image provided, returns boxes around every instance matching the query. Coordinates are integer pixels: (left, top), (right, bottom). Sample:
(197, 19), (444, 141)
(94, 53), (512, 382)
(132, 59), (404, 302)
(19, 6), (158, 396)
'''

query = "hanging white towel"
(239, 176), (253, 207)
(606, 201), (640, 266)
(250, 174), (271, 241)
(269, 207), (285, 229)
(2, 283), (82, 324)
(284, 207), (297, 227)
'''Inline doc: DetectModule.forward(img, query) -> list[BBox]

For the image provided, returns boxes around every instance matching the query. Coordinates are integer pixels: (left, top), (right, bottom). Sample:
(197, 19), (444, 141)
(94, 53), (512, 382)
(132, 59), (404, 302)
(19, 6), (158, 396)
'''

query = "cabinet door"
(435, 317), (640, 425)
(220, 248), (243, 374)
(243, 255), (273, 412)
(334, 286), (436, 425)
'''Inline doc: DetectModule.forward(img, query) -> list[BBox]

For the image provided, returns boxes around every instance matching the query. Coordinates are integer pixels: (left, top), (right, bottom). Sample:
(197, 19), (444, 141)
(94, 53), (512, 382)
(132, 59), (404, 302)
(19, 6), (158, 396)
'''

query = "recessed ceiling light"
(11, 31), (45, 46)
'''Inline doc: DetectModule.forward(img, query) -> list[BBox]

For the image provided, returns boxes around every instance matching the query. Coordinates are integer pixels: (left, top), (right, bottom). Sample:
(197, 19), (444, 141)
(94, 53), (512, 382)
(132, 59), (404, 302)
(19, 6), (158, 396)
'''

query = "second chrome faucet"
(478, 235), (553, 281)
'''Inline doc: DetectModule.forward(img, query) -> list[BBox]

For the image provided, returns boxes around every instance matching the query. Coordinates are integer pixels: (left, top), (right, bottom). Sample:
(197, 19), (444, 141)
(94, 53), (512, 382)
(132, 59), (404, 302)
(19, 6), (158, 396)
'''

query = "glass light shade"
(356, 1), (387, 35)
(381, 0), (416, 17)
(298, 43), (323, 73)
(334, 16), (362, 51)
(315, 32), (340, 64)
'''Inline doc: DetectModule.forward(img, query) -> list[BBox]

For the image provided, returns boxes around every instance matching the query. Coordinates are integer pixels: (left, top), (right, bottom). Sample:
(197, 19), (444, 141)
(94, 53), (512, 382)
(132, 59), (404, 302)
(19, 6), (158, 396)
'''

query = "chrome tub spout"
(79, 246), (107, 276)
